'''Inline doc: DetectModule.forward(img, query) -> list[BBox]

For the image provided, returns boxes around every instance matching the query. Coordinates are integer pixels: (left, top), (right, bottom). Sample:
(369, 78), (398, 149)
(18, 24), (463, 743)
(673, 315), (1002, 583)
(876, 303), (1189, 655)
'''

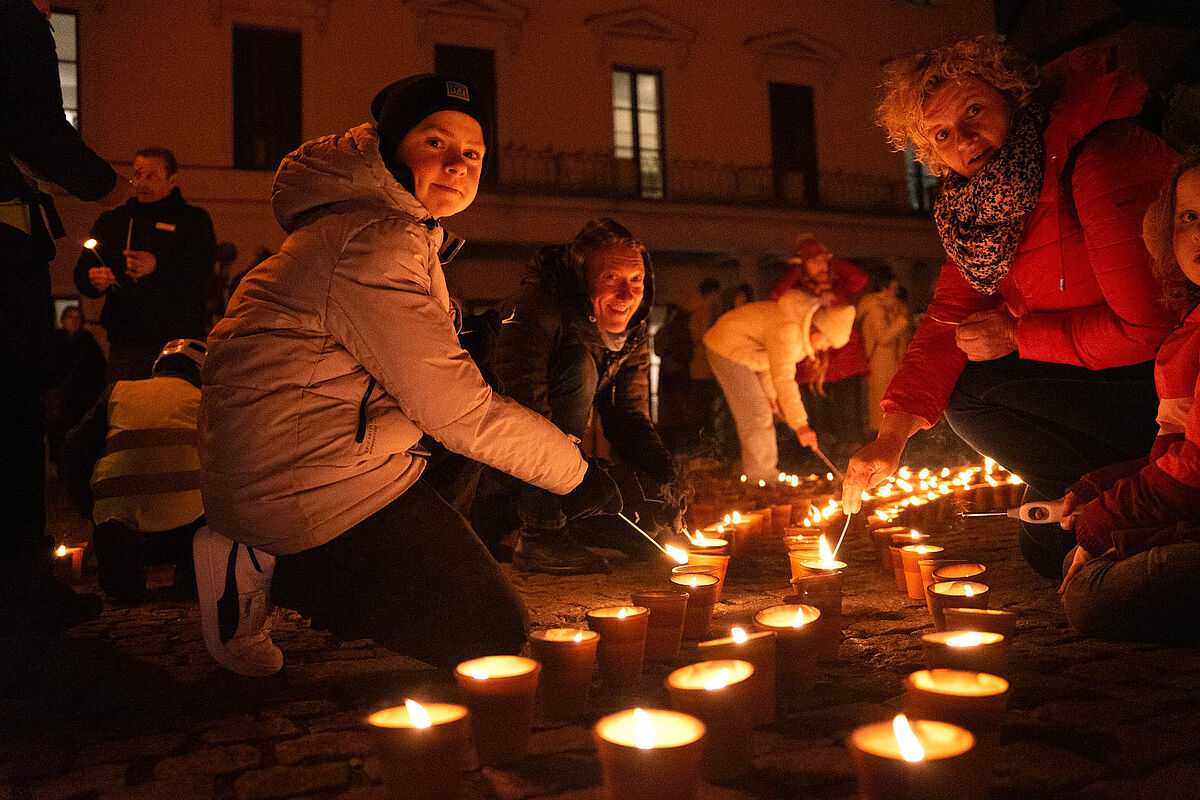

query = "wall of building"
(46, 0), (994, 330)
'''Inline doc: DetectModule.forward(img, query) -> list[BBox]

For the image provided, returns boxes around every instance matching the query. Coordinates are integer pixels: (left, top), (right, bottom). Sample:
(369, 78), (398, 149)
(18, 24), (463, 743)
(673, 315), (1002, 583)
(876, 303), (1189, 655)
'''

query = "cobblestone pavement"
(4, 472), (1200, 800)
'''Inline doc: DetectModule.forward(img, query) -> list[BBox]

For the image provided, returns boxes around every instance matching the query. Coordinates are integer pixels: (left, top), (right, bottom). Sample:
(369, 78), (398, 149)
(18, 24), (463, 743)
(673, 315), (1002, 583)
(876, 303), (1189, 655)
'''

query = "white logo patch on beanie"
(445, 81), (470, 102)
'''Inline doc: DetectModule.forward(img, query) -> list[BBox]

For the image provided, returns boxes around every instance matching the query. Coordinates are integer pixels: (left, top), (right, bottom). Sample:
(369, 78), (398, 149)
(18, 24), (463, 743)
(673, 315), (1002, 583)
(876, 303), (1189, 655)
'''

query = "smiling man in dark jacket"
(491, 218), (682, 574)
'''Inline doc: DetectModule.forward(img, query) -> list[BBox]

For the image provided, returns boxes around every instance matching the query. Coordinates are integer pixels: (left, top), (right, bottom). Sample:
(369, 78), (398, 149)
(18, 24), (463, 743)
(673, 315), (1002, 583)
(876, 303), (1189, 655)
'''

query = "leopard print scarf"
(934, 105), (1047, 295)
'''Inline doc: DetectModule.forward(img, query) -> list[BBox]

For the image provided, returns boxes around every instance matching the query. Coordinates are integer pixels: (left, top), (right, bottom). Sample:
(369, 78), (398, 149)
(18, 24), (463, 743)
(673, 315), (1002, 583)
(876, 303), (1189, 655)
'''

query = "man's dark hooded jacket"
(493, 243), (674, 489)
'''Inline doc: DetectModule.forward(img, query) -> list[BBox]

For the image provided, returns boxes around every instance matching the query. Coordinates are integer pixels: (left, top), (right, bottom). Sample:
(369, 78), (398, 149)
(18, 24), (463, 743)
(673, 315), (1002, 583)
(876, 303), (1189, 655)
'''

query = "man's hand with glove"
(561, 458), (623, 520)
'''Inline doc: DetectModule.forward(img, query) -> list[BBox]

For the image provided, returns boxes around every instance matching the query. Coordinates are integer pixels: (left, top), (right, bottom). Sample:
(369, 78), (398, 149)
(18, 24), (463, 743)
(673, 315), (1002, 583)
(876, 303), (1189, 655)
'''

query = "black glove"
(561, 459), (623, 520)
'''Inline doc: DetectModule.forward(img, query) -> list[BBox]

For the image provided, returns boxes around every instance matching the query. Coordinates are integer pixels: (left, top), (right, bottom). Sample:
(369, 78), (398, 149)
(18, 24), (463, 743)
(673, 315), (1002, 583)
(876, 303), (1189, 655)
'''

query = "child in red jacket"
(1059, 150), (1200, 641)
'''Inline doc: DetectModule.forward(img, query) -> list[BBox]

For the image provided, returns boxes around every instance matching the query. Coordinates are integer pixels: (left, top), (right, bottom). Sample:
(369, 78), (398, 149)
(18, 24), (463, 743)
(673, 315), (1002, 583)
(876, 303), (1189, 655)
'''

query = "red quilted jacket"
(882, 48), (1177, 427)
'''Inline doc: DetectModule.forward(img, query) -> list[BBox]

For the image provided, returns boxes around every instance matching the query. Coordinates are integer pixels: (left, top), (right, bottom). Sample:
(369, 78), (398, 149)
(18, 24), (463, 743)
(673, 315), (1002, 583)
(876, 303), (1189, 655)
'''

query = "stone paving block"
(306, 711), (373, 733)
(153, 744), (261, 780)
(274, 730), (376, 765)
(29, 762), (128, 800)
(99, 775), (213, 800)
(262, 699), (341, 719)
(233, 761), (350, 799)
(332, 786), (388, 800)
(992, 740), (1100, 795)
(284, 656), (427, 683)
(201, 715), (300, 745)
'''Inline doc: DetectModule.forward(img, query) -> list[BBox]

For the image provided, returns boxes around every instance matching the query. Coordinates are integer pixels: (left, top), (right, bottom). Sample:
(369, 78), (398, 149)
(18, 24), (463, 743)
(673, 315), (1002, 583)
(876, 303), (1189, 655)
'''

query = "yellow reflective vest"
(91, 376), (202, 532)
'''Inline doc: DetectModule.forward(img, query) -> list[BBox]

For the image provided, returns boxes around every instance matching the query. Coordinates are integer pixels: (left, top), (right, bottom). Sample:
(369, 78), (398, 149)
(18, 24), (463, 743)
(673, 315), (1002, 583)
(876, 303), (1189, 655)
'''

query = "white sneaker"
(193, 526), (283, 677)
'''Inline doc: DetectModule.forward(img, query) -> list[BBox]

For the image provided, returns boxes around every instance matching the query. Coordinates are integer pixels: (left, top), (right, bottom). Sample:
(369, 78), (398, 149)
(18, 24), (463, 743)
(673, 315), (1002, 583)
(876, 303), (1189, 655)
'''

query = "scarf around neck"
(934, 105), (1047, 295)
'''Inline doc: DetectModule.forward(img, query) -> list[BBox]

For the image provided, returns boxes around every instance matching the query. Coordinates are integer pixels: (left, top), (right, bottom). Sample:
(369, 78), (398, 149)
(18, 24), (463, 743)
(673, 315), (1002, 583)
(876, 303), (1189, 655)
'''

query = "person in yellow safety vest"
(61, 339), (206, 604)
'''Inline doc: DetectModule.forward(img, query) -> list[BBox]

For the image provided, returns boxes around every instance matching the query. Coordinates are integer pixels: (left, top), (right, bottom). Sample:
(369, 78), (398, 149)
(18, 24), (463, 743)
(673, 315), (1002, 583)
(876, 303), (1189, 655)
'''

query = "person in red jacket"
(1056, 151), (1200, 641)
(841, 35), (1177, 578)
(771, 236), (870, 468)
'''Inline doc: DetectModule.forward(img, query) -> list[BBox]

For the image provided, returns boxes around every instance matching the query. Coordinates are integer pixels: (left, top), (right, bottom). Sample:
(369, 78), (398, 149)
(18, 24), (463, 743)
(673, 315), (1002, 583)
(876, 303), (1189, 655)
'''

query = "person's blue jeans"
(944, 354), (1158, 578)
(517, 342), (598, 531)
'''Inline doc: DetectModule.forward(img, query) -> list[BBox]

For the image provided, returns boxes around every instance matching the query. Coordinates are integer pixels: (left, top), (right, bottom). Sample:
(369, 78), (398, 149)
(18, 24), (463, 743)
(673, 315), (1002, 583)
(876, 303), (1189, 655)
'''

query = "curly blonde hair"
(876, 34), (1040, 177)
(1144, 149), (1200, 315)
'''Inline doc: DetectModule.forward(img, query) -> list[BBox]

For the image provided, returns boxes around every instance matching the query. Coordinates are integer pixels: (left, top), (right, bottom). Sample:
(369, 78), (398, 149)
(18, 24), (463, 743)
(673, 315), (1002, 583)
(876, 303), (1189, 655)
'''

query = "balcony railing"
(491, 145), (921, 215)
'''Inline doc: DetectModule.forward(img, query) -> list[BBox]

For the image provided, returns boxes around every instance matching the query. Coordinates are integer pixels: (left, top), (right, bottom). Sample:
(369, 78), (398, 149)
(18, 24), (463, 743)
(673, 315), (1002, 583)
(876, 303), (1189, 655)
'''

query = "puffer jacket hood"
(525, 242), (655, 332)
(1038, 46), (1148, 158)
(271, 123), (433, 235)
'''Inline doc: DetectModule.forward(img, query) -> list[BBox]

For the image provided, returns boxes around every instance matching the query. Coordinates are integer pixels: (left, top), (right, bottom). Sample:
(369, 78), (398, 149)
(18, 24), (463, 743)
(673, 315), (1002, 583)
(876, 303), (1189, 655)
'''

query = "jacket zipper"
(356, 376), (377, 444)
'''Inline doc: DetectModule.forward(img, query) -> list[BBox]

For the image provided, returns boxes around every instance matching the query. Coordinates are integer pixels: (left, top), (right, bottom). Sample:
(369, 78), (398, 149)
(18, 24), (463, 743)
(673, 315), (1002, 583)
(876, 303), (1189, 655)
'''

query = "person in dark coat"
(1, 0), (129, 639)
(486, 218), (684, 574)
(73, 147), (216, 381)
(44, 304), (105, 463)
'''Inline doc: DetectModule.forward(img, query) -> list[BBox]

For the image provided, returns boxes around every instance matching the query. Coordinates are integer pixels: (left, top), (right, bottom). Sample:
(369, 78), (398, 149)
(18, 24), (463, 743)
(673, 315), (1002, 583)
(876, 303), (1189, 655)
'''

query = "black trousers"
(272, 480), (529, 669)
(944, 353), (1158, 577)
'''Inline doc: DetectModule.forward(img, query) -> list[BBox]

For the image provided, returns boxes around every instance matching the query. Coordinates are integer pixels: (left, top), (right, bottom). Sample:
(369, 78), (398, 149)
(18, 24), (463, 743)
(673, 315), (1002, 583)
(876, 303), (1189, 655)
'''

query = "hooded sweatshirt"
(883, 46), (1176, 427)
(492, 243), (674, 486)
(199, 124), (586, 554)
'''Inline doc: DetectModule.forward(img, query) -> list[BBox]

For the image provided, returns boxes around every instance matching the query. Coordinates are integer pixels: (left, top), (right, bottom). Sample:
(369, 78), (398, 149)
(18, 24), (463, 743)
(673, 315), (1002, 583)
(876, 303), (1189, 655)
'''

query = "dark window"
(613, 68), (664, 199)
(768, 82), (818, 205)
(50, 11), (79, 129)
(435, 44), (498, 187)
(233, 26), (302, 171)
(905, 145), (938, 212)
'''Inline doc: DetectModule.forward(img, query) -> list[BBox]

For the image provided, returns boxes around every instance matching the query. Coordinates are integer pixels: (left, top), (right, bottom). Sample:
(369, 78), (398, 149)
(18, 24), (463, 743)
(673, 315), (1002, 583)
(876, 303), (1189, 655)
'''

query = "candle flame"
(963, 584), (976, 598)
(818, 535), (834, 563)
(758, 479), (766, 487)
(740, 474), (747, 482)
(573, 631), (583, 643)
(633, 708), (655, 750)
(703, 667), (731, 691)
(1008, 474), (1023, 484)
(467, 668), (489, 680)
(984, 457), (995, 473)
(83, 238), (99, 250)
(826, 472), (834, 482)
(778, 472), (787, 482)
(731, 511), (742, 523)
(918, 468), (931, 479)
(689, 576), (699, 587)
(405, 698), (432, 728)
(617, 607), (628, 619)
(666, 544), (689, 565)
(791, 606), (808, 628)
(731, 627), (747, 643)
(892, 714), (925, 762)
(56, 545), (67, 557)
(946, 631), (986, 647)
(898, 466), (911, 479)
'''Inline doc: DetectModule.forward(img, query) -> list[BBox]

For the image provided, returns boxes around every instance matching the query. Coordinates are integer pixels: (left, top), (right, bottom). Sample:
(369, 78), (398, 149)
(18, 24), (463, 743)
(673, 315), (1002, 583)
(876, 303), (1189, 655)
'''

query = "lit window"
(51, 11), (78, 129)
(613, 69), (664, 199)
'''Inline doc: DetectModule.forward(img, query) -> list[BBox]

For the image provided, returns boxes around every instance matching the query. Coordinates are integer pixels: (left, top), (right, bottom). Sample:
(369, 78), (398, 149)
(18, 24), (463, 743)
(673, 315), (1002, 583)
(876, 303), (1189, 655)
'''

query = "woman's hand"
(1058, 492), (1080, 528)
(955, 308), (1017, 361)
(841, 412), (925, 513)
(792, 424), (818, 450)
(1058, 545), (1093, 595)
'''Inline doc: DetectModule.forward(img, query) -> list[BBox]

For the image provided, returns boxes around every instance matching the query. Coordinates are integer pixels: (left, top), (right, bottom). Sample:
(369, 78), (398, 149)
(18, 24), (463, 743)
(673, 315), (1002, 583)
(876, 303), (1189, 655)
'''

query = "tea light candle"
(697, 627), (776, 725)
(528, 628), (599, 720)
(687, 532), (729, 555)
(754, 604), (821, 696)
(631, 590), (690, 662)
(927, 581), (990, 631)
(587, 606), (651, 688)
(367, 700), (471, 800)
(594, 708), (706, 800)
(453, 655), (541, 766)
(917, 559), (968, 613)
(931, 563), (987, 583)
(942, 607), (1017, 638)
(848, 714), (983, 800)
(683, 550), (730, 594)
(903, 669), (1009, 751)
(921, 631), (1008, 676)
(900, 544), (944, 600)
(669, 573), (719, 640)
(53, 544), (85, 583)
(788, 556), (843, 663)
(782, 531), (821, 559)
(870, 526), (913, 573)
(665, 659), (756, 781)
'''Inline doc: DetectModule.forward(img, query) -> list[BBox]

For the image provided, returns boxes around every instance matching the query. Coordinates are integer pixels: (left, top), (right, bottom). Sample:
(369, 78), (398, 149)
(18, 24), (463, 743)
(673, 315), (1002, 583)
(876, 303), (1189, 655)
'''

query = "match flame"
(694, 530), (710, 545)
(405, 698), (432, 728)
(791, 607), (808, 628)
(617, 607), (628, 620)
(731, 511), (742, 523)
(818, 535), (835, 563)
(56, 545), (67, 557)
(666, 545), (689, 565)
(573, 631), (583, 643)
(946, 631), (986, 647)
(634, 708), (655, 750)
(892, 714), (925, 762)
(1008, 474), (1023, 485)
(703, 668), (731, 691)
(731, 627), (747, 644)
(83, 238), (99, 250)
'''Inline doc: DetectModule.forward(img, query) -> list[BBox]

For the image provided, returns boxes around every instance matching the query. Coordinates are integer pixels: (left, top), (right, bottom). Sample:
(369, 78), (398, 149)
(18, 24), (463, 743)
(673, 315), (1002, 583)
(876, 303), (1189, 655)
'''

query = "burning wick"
(573, 631), (583, 643)
(404, 698), (432, 728)
(892, 714), (925, 762)
(703, 668), (731, 691)
(617, 607), (628, 620)
(633, 708), (655, 749)
(945, 632), (986, 648)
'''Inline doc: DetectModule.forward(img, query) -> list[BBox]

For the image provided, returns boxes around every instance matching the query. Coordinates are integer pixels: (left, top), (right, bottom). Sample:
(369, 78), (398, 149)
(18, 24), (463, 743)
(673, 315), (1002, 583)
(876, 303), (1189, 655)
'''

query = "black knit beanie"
(371, 74), (491, 193)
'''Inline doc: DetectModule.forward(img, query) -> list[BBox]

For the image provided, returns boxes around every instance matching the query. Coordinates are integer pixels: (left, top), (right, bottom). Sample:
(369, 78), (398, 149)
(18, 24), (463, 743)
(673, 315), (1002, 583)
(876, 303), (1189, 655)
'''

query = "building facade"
(46, 0), (996, 327)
